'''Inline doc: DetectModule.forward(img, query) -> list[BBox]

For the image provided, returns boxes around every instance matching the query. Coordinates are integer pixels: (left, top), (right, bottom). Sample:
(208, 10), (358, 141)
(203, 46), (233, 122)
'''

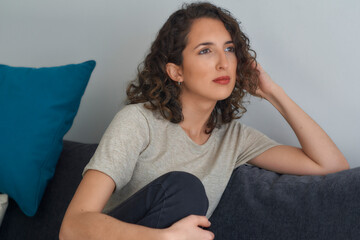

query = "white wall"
(1, 0), (359, 167)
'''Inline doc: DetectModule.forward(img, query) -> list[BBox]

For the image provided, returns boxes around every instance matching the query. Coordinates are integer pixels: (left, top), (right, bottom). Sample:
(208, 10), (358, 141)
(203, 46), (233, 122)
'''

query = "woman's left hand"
(253, 62), (280, 100)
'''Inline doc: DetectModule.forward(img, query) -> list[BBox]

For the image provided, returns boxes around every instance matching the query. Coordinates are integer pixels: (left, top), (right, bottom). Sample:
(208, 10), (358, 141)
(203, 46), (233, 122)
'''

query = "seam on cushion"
(35, 112), (68, 214)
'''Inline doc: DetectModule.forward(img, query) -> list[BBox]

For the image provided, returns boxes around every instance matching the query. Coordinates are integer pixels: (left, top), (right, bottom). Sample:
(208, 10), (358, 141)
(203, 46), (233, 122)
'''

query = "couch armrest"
(209, 164), (360, 240)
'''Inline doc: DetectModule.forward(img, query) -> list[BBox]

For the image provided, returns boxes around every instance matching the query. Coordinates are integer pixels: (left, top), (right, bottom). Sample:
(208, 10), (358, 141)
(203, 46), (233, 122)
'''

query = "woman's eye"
(199, 48), (211, 55)
(225, 46), (235, 52)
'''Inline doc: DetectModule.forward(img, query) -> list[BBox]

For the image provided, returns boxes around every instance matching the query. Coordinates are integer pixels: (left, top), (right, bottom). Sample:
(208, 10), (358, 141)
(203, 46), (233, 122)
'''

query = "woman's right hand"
(162, 215), (214, 240)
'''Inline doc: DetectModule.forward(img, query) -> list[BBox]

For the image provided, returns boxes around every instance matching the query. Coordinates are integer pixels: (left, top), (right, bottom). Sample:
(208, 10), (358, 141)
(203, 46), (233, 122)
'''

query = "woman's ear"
(166, 63), (183, 84)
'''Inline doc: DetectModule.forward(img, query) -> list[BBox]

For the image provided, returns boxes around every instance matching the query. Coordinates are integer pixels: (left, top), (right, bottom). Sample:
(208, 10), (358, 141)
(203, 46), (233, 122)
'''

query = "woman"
(60, 2), (349, 240)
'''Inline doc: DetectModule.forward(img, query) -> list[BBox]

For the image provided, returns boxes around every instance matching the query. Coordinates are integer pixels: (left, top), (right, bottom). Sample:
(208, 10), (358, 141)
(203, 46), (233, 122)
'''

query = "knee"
(161, 171), (209, 215)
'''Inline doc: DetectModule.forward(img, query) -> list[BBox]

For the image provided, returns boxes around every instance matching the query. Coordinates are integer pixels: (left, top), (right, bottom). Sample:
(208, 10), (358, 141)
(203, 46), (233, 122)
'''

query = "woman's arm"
(59, 170), (166, 240)
(247, 64), (349, 176)
(59, 170), (213, 240)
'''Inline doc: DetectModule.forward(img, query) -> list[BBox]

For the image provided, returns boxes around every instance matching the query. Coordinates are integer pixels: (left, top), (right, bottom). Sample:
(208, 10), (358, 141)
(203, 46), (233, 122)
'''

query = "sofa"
(1, 140), (359, 240)
(0, 141), (98, 240)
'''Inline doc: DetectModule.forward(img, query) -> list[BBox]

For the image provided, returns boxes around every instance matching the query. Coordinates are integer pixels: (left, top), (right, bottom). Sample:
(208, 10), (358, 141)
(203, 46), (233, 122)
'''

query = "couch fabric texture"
(1, 140), (359, 240)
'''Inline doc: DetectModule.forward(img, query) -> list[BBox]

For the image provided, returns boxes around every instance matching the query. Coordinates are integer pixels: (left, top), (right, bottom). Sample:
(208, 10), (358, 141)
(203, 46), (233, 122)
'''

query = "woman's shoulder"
(116, 102), (166, 125)
(117, 102), (150, 117)
(217, 119), (260, 139)
(108, 103), (148, 128)
(221, 119), (276, 144)
(218, 118), (244, 131)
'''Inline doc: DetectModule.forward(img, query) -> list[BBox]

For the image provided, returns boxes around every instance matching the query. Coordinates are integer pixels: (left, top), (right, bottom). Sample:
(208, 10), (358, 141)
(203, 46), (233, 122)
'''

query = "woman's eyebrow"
(193, 40), (234, 50)
(193, 42), (213, 50)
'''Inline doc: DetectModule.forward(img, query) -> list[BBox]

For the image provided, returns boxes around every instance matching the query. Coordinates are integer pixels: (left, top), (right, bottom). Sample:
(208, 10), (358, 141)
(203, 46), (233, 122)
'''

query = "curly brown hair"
(126, 1), (259, 134)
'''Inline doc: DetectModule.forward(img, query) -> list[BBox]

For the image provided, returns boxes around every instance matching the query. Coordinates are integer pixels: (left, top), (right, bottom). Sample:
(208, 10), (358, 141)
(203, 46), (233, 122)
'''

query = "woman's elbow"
(59, 217), (75, 240)
(336, 156), (350, 171)
(339, 160), (350, 171)
(59, 223), (69, 240)
(323, 158), (350, 175)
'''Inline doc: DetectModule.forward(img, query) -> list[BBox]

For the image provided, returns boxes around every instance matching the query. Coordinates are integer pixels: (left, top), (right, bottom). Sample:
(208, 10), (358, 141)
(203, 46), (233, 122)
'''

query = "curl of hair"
(126, 2), (259, 134)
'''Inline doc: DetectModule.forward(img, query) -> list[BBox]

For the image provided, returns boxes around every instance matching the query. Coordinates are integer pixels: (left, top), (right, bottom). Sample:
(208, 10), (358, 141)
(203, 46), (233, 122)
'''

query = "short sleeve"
(83, 104), (150, 191)
(235, 124), (280, 168)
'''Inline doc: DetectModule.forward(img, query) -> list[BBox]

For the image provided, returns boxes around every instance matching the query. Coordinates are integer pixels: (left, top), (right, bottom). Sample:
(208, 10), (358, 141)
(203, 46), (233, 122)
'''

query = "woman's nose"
(216, 52), (229, 70)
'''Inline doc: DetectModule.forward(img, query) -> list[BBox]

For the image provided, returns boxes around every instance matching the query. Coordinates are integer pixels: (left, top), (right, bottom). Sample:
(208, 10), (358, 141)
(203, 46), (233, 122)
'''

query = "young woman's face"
(179, 17), (237, 104)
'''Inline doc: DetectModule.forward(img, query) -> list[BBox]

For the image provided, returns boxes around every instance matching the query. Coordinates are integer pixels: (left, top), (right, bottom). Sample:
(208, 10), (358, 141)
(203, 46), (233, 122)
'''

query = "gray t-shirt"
(83, 103), (280, 218)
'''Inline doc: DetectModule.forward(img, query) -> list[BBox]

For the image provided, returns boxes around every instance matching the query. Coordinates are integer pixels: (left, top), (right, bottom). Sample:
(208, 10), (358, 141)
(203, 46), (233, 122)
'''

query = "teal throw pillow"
(0, 60), (96, 216)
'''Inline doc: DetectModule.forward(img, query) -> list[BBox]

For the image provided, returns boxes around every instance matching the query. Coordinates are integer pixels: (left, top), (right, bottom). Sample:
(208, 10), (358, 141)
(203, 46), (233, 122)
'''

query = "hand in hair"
(252, 62), (281, 100)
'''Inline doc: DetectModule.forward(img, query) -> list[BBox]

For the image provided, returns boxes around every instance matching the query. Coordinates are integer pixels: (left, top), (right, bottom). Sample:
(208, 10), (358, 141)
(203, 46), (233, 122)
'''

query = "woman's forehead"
(186, 18), (232, 46)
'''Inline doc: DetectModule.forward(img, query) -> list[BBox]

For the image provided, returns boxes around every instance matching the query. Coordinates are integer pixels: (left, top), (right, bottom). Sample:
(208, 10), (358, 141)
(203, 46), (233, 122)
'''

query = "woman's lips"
(213, 76), (230, 85)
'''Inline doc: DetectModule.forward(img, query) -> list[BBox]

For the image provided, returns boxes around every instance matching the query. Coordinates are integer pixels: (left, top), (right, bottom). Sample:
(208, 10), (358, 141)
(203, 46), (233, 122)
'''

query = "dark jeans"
(108, 171), (209, 229)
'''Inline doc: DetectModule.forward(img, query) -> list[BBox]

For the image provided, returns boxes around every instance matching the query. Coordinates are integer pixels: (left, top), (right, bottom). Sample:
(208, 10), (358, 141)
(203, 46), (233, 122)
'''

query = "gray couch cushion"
(209, 164), (360, 240)
(1, 140), (359, 240)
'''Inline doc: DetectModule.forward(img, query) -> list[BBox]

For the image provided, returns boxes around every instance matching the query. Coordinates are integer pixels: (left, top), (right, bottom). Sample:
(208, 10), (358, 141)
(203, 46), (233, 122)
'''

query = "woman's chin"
(215, 91), (233, 101)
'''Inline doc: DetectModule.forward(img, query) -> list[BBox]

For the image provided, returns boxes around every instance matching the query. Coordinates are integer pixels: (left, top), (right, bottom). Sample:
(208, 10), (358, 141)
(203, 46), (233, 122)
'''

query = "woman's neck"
(179, 96), (216, 138)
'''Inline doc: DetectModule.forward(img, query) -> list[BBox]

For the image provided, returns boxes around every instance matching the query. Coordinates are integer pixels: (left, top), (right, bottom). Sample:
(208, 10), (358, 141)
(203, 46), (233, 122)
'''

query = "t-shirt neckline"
(175, 123), (218, 149)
